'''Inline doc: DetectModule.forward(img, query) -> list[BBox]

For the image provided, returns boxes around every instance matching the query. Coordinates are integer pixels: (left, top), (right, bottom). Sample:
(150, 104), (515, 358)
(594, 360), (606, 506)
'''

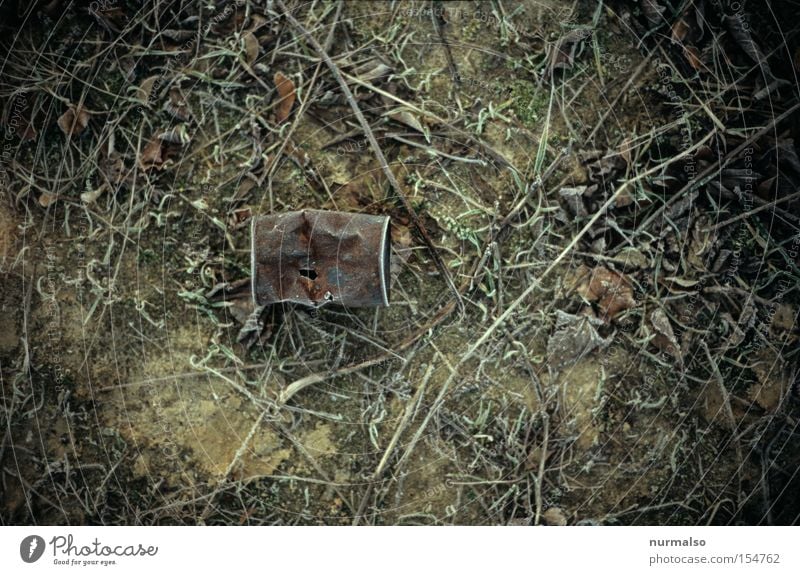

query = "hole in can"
(299, 268), (318, 280)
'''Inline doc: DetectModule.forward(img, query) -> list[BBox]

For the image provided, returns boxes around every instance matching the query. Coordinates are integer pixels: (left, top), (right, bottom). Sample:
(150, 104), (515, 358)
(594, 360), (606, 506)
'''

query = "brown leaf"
(235, 177), (257, 201)
(243, 31), (259, 67)
(273, 71), (295, 124)
(649, 308), (681, 360)
(91, 4), (128, 33)
(671, 18), (690, 44)
(770, 303), (796, 335)
(618, 136), (634, 167)
(135, 75), (160, 105)
(385, 109), (425, 133)
(165, 88), (192, 121)
(564, 264), (592, 294)
(577, 266), (637, 320)
(38, 192), (58, 207)
(350, 57), (392, 83)
(57, 104), (90, 136)
(138, 137), (164, 171)
(391, 222), (412, 247)
(747, 349), (788, 412)
(247, 14), (268, 34)
(211, 8), (246, 35)
(541, 507), (568, 526)
(330, 170), (386, 212)
(559, 186), (588, 218)
(683, 45), (703, 71)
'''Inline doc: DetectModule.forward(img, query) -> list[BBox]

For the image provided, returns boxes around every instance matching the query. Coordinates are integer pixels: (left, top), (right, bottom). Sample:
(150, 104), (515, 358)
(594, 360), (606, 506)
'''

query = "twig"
(700, 340), (744, 505)
(431, 1), (461, 86)
(278, 149), (567, 404)
(352, 361), (436, 525)
(636, 101), (800, 233)
(261, 2), (343, 209)
(702, 190), (800, 233)
(277, 0), (464, 315)
(586, 51), (653, 143)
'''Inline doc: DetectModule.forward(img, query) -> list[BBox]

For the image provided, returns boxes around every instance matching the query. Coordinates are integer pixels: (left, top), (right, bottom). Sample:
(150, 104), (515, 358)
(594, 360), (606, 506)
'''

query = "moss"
(508, 80), (547, 129)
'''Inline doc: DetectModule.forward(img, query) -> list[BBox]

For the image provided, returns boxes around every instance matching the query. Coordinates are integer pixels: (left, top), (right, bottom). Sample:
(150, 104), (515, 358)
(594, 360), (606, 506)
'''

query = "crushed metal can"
(251, 209), (391, 308)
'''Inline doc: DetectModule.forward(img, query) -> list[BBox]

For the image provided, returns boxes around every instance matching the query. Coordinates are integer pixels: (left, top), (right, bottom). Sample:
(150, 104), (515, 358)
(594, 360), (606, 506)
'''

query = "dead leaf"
(577, 266), (637, 320)
(350, 57), (392, 83)
(235, 177), (257, 201)
(724, 14), (772, 77)
(541, 507), (568, 526)
(611, 247), (649, 271)
(547, 309), (611, 374)
(158, 124), (190, 145)
(386, 109), (426, 134)
(42, 0), (62, 16)
(273, 71), (295, 124)
(243, 31), (259, 66)
(747, 349), (788, 412)
(618, 136), (634, 167)
(165, 88), (192, 121)
(719, 312), (746, 350)
(770, 303), (796, 334)
(211, 7), (246, 35)
(159, 29), (195, 42)
(549, 28), (591, 74)
(642, 0), (666, 28)
(559, 186), (588, 218)
(247, 14), (268, 34)
(614, 186), (634, 208)
(683, 45), (703, 71)
(329, 170), (386, 212)
(671, 18), (690, 44)
(564, 264), (592, 294)
(91, 3), (128, 33)
(138, 137), (164, 170)
(57, 103), (90, 136)
(135, 75), (160, 105)
(391, 222), (412, 249)
(38, 192), (58, 207)
(649, 308), (681, 360)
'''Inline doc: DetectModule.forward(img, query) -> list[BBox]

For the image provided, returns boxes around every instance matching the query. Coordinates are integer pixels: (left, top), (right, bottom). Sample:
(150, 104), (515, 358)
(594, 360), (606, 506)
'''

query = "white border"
(2, 526), (796, 574)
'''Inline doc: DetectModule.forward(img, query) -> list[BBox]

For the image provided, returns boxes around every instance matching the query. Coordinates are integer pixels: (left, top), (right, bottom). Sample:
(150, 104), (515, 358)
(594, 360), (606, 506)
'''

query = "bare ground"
(1, 0), (799, 525)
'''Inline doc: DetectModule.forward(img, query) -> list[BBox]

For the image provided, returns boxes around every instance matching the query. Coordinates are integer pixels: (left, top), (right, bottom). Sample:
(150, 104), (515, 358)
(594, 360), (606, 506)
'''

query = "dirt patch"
(1, 0), (798, 526)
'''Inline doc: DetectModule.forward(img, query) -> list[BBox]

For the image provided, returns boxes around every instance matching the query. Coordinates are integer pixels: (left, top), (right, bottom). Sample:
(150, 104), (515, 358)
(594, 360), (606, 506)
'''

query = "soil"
(1, 0), (799, 525)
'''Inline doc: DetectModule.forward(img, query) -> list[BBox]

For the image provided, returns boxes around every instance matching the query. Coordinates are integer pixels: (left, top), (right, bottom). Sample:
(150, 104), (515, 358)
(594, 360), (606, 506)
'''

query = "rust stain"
(251, 210), (391, 308)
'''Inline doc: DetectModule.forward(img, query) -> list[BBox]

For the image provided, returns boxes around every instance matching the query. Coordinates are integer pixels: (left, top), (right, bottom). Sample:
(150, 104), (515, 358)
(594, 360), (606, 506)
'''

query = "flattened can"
(251, 209), (391, 308)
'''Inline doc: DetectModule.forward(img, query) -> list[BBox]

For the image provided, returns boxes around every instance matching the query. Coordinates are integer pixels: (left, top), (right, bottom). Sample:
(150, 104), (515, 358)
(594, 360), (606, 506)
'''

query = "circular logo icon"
(20, 535), (45, 563)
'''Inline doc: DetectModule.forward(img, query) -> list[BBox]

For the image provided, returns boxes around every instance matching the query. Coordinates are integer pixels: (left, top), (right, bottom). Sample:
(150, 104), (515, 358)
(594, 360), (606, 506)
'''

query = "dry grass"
(0, 0), (799, 526)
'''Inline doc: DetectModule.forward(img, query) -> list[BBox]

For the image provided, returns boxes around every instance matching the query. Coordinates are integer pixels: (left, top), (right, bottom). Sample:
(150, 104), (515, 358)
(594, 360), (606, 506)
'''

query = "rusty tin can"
(251, 209), (391, 308)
